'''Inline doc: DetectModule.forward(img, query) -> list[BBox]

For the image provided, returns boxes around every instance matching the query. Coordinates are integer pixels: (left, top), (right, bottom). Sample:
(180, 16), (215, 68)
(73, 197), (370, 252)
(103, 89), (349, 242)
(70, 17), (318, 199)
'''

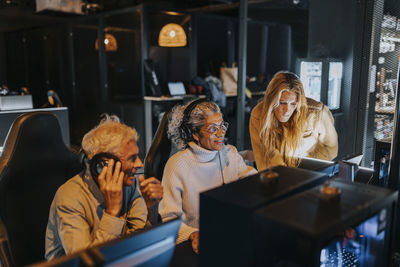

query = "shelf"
(375, 109), (395, 115)
(144, 95), (206, 102)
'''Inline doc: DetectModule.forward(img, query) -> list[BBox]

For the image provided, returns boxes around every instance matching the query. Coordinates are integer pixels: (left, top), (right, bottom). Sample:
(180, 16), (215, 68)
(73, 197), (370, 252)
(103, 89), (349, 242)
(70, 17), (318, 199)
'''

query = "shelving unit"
(374, 14), (400, 141)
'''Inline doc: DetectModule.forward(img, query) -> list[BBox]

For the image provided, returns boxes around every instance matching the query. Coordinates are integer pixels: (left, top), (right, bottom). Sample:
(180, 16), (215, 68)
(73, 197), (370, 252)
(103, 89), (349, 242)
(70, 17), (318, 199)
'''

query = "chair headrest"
(144, 111), (172, 180)
(0, 111), (76, 177)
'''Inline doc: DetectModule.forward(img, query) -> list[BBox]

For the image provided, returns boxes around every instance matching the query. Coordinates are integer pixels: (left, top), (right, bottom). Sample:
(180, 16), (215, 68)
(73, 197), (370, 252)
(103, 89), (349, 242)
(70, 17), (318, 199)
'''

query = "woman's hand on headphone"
(98, 159), (124, 217)
(138, 175), (163, 209)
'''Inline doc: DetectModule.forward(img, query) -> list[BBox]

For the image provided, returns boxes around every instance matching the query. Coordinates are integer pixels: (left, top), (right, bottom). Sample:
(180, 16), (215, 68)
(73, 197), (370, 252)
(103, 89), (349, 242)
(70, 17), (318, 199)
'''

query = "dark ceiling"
(0, 0), (309, 32)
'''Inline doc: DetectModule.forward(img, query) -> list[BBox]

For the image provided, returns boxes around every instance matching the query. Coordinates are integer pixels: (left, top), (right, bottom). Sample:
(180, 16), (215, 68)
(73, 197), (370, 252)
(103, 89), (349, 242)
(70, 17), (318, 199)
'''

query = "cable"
(218, 151), (225, 185)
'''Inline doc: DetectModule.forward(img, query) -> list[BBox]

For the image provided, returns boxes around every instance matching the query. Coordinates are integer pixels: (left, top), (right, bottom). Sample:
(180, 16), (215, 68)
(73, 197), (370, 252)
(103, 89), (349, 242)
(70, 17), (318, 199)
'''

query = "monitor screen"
(298, 157), (339, 178)
(320, 209), (388, 267)
(168, 82), (186, 96)
(91, 218), (181, 267)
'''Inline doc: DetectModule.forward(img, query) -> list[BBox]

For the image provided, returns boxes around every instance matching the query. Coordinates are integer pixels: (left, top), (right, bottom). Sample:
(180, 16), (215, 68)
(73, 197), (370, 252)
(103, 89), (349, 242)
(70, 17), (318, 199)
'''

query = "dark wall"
(249, 8), (308, 58)
(266, 24), (292, 79)
(1, 9), (147, 158)
(0, 33), (6, 85)
(5, 26), (71, 108)
(196, 14), (233, 78)
(195, 13), (292, 82)
(308, 0), (373, 161)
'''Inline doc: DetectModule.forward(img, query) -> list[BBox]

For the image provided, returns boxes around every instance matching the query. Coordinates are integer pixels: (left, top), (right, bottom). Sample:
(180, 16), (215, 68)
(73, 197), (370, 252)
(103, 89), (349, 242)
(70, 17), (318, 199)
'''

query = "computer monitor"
(254, 179), (397, 266)
(89, 218), (181, 267)
(338, 154), (374, 184)
(30, 219), (181, 267)
(29, 251), (92, 267)
(297, 156), (339, 178)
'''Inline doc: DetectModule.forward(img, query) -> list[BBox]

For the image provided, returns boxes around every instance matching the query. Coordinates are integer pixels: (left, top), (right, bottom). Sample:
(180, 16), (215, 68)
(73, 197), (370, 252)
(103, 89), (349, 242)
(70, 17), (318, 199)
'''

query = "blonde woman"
(249, 71), (338, 171)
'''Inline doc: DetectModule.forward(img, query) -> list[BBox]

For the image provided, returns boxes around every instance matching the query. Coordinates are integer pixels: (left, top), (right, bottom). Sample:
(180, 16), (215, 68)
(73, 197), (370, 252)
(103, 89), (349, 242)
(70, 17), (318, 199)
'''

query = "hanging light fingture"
(158, 23), (187, 47)
(95, 33), (118, 52)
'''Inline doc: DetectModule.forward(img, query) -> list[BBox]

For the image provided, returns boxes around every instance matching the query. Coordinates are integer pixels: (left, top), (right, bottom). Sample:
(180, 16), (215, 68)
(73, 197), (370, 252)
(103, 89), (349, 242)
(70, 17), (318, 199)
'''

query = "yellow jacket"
(249, 98), (338, 171)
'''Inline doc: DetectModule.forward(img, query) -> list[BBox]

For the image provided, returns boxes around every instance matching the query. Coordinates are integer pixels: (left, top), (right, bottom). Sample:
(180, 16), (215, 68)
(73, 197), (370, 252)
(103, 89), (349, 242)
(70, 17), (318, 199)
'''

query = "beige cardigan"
(249, 98), (338, 171)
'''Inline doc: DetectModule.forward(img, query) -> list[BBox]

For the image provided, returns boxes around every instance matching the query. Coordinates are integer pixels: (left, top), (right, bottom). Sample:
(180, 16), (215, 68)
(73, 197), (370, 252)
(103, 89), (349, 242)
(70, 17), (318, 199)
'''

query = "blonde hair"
(259, 71), (308, 167)
(82, 114), (139, 159)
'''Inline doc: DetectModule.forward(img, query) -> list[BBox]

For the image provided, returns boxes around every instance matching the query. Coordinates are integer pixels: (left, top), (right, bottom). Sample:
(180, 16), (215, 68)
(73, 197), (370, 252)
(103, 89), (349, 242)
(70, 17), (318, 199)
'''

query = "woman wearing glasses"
(249, 71), (338, 171)
(159, 99), (256, 254)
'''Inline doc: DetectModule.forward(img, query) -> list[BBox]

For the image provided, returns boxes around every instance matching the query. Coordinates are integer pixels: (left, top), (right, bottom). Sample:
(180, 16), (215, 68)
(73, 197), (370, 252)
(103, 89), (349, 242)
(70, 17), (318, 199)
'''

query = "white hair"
(168, 100), (221, 150)
(82, 114), (139, 159)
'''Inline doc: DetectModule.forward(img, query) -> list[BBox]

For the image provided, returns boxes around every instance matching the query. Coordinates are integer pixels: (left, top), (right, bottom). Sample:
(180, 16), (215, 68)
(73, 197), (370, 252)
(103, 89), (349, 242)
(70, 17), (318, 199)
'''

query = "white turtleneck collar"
(188, 141), (222, 163)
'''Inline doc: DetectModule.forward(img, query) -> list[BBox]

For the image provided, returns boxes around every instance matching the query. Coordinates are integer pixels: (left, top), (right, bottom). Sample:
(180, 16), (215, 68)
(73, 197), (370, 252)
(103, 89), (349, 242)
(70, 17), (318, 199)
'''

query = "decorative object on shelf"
(158, 23), (187, 47)
(42, 90), (63, 108)
(95, 33), (118, 52)
(220, 62), (238, 96)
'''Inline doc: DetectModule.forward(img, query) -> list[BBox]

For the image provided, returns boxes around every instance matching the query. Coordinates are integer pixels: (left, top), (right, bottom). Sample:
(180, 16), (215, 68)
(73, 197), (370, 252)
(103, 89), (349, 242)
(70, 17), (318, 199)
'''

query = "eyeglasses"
(204, 121), (229, 135)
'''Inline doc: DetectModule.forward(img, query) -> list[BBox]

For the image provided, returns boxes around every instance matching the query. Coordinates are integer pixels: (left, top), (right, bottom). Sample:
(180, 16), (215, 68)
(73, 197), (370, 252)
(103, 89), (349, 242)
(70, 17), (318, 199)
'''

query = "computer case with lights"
(200, 166), (330, 267)
(254, 179), (397, 266)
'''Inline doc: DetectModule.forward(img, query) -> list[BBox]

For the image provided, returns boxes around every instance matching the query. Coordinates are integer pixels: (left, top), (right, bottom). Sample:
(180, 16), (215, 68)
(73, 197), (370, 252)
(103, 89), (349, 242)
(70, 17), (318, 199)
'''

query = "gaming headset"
(180, 98), (209, 142)
(80, 150), (120, 180)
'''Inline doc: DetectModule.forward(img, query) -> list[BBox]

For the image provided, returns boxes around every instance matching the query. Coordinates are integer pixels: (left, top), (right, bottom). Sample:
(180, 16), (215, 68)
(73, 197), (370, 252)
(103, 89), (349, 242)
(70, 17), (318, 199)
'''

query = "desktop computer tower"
(200, 166), (329, 267)
(254, 179), (397, 266)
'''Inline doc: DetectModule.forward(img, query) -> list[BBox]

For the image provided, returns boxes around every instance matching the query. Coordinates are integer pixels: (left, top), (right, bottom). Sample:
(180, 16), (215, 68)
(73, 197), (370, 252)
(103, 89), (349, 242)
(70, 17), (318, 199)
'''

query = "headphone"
(180, 98), (209, 141)
(80, 150), (120, 180)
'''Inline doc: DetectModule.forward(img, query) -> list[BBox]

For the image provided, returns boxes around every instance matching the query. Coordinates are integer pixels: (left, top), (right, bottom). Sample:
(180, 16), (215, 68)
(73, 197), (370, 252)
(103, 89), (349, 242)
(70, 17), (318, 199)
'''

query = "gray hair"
(82, 114), (139, 159)
(168, 100), (221, 150)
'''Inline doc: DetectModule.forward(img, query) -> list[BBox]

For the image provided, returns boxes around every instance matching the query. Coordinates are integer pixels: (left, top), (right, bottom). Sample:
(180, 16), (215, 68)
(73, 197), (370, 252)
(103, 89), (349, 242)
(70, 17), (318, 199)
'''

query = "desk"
(144, 95), (205, 151)
(170, 240), (198, 267)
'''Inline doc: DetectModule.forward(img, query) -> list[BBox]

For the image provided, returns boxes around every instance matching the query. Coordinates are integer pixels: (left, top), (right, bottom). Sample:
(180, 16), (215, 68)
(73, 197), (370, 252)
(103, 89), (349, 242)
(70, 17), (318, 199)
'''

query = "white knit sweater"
(159, 142), (257, 243)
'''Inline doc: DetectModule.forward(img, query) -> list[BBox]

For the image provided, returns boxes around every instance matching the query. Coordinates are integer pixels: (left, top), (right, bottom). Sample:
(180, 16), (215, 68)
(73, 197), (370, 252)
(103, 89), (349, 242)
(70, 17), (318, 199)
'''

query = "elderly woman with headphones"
(250, 71), (338, 171)
(159, 99), (256, 254)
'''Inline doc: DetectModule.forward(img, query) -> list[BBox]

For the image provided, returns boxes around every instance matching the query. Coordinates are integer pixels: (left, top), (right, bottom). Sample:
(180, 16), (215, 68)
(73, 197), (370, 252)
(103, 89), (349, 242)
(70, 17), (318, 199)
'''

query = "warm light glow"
(158, 23), (187, 47)
(95, 33), (118, 52)
(164, 11), (182, 16)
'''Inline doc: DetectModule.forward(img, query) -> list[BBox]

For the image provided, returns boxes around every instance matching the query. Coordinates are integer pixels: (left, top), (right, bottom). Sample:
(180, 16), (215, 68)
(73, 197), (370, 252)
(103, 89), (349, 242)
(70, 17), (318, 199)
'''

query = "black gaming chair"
(144, 111), (172, 181)
(0, 112), (82, 266)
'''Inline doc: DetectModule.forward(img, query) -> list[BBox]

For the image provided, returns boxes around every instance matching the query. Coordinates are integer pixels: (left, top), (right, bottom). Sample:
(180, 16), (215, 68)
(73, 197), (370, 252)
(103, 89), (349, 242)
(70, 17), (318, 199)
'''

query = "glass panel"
(104, 10), (142, 101)
(148, 11), (192, 85)
(300, 61), (322, 102)
(320, 210), (387, 266)
(71, 18), (101, 143)
(327, 62), (343, 109)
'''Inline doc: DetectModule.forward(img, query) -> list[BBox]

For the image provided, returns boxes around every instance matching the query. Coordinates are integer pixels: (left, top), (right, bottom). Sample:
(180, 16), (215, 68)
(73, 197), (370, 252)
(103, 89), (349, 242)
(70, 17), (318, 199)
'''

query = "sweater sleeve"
(250, 108), (285, 170)
(159, 159), (198, 243)
(54, 191), (124, 255)
(125, 195), (148, 235)
(230, 145), (258, 179)
(249, 108), (268, 171)
(307, 105), (338, 160)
